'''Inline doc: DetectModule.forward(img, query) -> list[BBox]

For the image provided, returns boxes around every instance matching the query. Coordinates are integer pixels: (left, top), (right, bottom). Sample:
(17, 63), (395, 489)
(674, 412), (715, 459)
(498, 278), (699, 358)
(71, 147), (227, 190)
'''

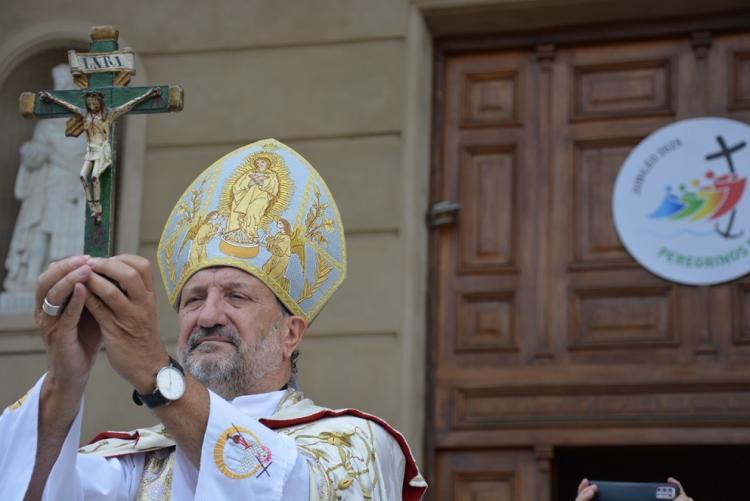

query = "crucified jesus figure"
(38, 86), (161, 223)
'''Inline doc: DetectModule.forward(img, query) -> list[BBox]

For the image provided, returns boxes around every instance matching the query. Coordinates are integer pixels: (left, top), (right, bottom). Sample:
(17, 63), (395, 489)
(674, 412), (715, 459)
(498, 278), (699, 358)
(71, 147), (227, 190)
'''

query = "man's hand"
(35, 255), (100, 393)
(26, 255), (100, 501)
(575, 479), (597, 501)
(84, 255), (168, 393)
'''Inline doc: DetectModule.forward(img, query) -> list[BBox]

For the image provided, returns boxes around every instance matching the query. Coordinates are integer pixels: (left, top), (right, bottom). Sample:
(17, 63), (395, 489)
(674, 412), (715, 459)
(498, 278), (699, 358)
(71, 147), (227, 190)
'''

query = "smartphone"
(591, 480), (681, 501)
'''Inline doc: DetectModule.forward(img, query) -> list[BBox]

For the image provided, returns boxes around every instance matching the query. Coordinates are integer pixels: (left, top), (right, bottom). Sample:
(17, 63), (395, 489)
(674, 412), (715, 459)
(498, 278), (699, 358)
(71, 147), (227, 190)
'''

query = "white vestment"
(0, 375), (426, 500)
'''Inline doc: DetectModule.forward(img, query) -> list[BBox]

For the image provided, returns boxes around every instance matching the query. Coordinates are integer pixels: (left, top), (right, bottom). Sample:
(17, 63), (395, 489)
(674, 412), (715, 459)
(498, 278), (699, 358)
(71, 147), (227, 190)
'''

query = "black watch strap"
(132, 357), (184, 408)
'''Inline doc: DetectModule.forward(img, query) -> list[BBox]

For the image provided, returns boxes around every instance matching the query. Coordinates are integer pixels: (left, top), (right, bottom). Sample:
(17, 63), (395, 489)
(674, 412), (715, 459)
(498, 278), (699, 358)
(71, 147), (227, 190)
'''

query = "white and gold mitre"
(157, 138), (346, 322)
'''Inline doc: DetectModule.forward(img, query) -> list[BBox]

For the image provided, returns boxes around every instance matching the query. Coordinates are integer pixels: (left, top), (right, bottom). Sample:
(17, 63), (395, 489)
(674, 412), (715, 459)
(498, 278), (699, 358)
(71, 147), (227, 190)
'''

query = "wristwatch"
(132, 357), (186, 408)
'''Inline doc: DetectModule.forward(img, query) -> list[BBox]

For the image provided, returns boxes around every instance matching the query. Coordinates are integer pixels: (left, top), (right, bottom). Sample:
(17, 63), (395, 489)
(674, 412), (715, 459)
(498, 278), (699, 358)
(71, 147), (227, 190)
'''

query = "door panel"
(430, 27), (750, 500)
(434, 449), (543, 501)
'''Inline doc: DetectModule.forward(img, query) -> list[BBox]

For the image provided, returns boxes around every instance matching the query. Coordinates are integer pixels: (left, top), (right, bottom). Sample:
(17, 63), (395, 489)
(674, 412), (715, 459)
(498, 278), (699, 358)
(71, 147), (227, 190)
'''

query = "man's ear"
(282, 315), (307, 359)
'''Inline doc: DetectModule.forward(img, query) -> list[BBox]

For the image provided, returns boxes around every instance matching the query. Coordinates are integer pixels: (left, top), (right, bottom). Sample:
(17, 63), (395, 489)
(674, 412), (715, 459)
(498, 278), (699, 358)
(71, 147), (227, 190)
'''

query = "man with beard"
(0, 139), (427, 500)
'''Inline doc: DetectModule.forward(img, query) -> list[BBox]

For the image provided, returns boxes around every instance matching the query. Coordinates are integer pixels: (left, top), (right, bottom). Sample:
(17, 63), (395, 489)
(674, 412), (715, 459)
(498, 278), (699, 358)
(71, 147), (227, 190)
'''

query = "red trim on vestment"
(88, 430), (139, 445)
(86, 430), (175, 459)
(261, 409), (427, 501)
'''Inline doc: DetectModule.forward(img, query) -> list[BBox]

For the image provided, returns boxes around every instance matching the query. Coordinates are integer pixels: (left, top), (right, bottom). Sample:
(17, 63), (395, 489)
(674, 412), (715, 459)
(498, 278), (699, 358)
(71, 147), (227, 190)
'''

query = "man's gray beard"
(176, 323), (283, 400)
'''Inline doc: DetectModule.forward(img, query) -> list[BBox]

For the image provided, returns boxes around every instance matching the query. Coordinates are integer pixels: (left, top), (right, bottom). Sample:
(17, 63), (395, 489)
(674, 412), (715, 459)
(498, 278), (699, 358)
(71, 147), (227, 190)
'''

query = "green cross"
(19, 25), (183, 257)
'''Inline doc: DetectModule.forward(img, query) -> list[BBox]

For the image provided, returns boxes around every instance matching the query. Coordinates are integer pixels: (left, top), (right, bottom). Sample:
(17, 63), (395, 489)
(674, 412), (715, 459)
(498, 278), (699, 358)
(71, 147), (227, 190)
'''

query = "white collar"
(229, 390), (286, 419)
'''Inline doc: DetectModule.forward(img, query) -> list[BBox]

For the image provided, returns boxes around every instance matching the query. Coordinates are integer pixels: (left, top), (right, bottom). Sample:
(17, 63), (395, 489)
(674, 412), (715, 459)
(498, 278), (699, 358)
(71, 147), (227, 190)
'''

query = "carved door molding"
(427, 12), (750, 501)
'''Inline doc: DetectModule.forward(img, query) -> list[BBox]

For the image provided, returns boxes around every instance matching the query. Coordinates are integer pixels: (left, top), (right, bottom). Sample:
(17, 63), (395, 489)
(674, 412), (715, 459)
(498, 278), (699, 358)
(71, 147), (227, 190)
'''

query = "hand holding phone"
(575, 478), (692, 501)
(590, 480), (680, 500)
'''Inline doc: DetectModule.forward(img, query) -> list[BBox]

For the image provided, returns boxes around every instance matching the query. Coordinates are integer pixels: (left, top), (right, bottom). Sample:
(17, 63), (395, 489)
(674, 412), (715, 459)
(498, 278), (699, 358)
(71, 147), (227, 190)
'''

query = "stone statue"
(0, 64), (86, 314)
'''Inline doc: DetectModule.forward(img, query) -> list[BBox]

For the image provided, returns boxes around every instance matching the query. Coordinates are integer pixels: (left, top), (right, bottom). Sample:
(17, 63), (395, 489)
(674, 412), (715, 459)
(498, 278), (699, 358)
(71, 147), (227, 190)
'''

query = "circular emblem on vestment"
(213, 425), (273, 480)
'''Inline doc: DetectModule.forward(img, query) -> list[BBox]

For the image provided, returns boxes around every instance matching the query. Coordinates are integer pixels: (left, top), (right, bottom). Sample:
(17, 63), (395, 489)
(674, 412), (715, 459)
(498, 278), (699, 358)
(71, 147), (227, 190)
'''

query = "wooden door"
(428, 20), (750, 501)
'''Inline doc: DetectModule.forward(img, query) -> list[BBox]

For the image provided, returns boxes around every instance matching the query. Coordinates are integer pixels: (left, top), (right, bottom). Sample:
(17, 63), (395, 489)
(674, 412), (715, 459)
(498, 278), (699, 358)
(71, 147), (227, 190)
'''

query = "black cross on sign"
(705, 135), (746, 173)
(704, 135), (747, 239)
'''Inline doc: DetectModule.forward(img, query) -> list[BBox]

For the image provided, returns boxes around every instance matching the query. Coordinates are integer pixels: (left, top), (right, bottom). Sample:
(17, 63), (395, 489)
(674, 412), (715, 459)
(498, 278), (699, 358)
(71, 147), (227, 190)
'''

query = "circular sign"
(613, 117), (750, 285)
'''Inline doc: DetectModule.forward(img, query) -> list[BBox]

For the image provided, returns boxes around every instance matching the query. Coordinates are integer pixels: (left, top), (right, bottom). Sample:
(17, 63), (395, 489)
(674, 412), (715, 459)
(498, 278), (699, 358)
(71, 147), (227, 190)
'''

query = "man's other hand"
(84, 255), (168, 393)
(35, 255), (100, 392)
(27, 256), (100, 501)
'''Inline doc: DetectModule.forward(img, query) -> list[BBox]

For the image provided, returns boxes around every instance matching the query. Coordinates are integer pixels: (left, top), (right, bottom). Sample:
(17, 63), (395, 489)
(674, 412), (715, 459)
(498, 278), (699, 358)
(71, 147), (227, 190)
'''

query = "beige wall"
(0, 0), (428, 461)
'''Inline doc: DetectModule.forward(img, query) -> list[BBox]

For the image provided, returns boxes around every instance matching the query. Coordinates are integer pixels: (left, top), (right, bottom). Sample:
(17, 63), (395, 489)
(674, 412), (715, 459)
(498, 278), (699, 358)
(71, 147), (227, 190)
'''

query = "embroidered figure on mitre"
(262, 218), (295, 293)
(220, 150), (292, 259)
(180, 210), (224, 271)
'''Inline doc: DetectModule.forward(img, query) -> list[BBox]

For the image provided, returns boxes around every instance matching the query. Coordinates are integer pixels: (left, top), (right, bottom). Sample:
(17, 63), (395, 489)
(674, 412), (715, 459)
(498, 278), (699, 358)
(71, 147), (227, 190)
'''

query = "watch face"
(156, 366), (186, 401)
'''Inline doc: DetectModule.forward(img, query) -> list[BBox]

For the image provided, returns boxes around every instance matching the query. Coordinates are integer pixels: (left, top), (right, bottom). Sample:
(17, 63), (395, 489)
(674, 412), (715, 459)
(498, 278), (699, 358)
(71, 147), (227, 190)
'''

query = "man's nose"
(197, 293), (228, 328)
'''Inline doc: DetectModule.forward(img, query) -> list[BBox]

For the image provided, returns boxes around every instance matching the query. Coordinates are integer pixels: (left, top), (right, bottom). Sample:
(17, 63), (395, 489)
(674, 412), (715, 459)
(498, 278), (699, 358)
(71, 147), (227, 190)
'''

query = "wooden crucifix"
(19, 25), (183, 257)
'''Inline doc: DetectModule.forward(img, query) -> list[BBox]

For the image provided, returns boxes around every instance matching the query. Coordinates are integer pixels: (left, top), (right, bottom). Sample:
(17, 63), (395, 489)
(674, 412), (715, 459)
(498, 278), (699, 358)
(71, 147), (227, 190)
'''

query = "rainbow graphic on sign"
(648, 171), (746, 222)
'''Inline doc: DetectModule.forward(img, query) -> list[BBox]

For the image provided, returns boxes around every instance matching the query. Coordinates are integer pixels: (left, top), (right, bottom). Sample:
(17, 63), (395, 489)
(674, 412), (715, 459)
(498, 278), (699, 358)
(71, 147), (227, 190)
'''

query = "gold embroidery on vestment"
(136, 447), (175, 501)
(287, 419), (379, 499)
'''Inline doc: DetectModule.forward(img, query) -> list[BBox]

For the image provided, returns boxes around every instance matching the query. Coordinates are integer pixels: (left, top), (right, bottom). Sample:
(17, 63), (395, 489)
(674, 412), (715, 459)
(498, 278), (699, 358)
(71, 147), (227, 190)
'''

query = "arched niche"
(0, 22), (147, 333)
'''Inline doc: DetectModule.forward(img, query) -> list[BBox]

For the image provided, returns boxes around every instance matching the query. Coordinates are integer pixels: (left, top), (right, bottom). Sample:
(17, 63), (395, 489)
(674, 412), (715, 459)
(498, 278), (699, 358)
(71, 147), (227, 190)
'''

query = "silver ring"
(42, 296), (65, 317)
